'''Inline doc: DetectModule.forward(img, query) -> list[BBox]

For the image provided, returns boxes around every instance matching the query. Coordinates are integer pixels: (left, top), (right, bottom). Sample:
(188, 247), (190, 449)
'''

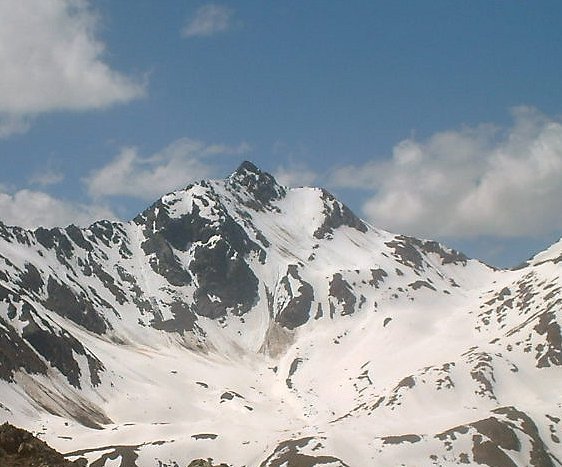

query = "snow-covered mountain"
(0, 161), (561, 466)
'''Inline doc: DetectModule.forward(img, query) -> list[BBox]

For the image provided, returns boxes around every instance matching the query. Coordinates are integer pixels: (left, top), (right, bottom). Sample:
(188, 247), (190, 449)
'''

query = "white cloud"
(274, 163), (318, 187)
(330, 107), (562, 238)
(85, 137), (251, 200)
(182, 4), (234, 38)
(0, 189), (115, 229)
(0, 0), (145, 137)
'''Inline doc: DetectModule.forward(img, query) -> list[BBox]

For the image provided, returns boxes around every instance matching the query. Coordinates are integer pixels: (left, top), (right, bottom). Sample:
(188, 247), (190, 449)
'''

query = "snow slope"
(0, 161), (560, 466)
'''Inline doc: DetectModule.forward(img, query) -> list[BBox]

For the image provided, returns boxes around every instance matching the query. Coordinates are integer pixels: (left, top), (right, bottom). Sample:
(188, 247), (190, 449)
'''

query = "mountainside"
(0, 161), (561, 466)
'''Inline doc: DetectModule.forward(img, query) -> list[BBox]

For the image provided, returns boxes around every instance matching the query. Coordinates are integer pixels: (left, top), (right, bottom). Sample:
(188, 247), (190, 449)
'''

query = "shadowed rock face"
(286, 357), (303, 389)
(369, 268), (387, 287)
(138, 229), (193, 287)
(0, 285), (103, 388)
(494, 406), (557, 467)
(535, 310), (562, 368)
(314, 189), (367, 240)
(227, 161), (287, 211)
(151, 301), (198, 335)
(415, 238), (468, 265)
(44, 277), (109, 335)
(385, 237), (426, 272)
(190, 237), (259, 318)
(18, 263), (44, 294)
(385, 235), (469, 272)
(275, 265), (314, 330)
(329, 273), (356, 316)
(0, 313), (47, 382)
(135, 181), (264, 319)
(432, 407), (558, 467)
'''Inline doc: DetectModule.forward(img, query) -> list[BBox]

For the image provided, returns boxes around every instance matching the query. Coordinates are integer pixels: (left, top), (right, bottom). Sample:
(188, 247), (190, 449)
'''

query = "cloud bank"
(0, 190), (115, 229)
(0, 0), (144, 137)
(0, 137), (249, 229)
(330, 107), (562, 238)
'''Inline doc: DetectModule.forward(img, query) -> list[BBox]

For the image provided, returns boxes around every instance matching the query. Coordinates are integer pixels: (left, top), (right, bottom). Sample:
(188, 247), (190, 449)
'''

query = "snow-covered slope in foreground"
(0, 162), (561, 466)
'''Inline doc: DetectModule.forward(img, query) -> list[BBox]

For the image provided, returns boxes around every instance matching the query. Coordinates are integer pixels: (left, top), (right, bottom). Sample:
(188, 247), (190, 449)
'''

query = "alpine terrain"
(0, 161), (561, 466)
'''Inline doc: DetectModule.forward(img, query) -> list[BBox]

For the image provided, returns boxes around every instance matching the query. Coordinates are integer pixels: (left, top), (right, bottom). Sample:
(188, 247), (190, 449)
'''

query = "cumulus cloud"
(182, 4), (234, 38)
(85, 138), (251, 200)
(0, 189), (115, 229)
(330, 107), (562, 238)
(0, 0), (145, 137)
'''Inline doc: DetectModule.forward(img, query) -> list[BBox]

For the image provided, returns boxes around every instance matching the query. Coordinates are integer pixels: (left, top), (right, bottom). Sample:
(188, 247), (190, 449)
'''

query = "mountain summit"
(0, 163), (561, 466)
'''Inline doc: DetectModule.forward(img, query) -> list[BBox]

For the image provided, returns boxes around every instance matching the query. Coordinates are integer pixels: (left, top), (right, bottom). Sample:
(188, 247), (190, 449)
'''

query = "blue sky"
(1, 1), (562, 267)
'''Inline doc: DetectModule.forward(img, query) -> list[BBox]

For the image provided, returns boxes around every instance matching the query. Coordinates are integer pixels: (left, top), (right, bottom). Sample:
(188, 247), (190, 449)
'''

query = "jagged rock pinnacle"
(228, 160), (286, 207)
(234, 160), (261, 175)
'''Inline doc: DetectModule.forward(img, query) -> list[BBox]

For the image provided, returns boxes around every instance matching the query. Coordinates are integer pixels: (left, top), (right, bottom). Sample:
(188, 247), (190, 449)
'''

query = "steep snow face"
(0, 162), (561, 466)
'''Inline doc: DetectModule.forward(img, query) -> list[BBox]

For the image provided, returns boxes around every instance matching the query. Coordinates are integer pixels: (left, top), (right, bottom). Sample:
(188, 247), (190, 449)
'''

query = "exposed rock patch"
(314, 189), (367, 239)
(275, 265), (314, 329)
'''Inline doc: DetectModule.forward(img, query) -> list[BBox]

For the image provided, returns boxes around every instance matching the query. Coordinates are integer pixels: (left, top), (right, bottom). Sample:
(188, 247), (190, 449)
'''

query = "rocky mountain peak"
(227, 160), (286, 209)
(233, 160), (261, 176)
